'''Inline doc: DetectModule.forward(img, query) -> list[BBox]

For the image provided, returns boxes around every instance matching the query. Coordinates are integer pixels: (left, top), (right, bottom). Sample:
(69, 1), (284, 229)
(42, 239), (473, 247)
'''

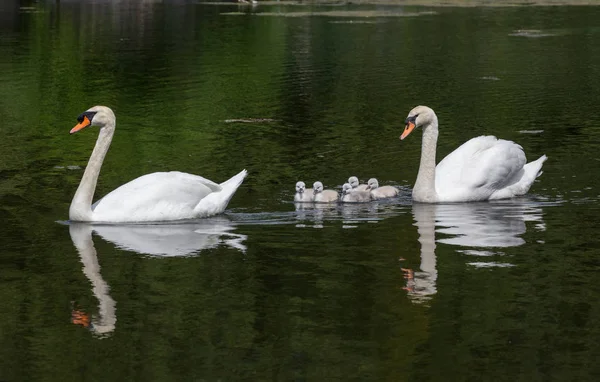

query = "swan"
(313, 181), (339, 203)
(348, 176), (369, 191)
(401, 106), (547, 203)
(68, 106), (247, 222)
(341, 183), (371, 203)
(294, 181), (314, 202)
(366, 178), (399, 199)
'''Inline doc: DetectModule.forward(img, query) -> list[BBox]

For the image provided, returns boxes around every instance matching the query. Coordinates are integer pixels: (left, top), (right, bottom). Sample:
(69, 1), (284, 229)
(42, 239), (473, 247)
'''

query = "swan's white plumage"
(93, 170), (247, 222)
(402, 106), (546, 203)
(69, 106), (247, 222)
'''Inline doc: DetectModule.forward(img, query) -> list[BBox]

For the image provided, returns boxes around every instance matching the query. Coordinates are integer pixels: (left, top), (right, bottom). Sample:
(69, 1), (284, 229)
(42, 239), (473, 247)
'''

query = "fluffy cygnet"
(348, 176), (369, 191)
(367, 178), (399, 200)
(341, 183), (371, 203)
(313, 181), (339, 203)
(294, 181), (314, 202)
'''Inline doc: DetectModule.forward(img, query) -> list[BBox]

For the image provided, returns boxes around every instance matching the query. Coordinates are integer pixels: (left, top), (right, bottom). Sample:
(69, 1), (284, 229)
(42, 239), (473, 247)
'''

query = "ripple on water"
(508, 29), (560, 38)
(467, 262), (515, 269)
(228, 197), (411, 228)
(479, 76), (501, 81)
(53, 165), (82, 170)
(221, 10), (438, 18)
(328, 20), (386, 24)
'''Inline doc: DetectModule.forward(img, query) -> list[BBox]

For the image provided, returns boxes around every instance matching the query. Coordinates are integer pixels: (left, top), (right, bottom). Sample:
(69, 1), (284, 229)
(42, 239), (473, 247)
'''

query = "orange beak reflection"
(400, 121), (416, 140)
(70, 116), (91, 134)
(71, 309), (91, 328)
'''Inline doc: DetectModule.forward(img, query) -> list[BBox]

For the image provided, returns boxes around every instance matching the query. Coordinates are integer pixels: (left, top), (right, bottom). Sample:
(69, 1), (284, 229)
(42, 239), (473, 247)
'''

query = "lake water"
(2, 1), (600, 380)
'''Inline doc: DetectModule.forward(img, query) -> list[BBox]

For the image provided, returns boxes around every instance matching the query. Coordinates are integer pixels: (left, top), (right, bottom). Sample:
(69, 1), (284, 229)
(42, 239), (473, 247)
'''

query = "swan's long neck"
(69, 123), (115, 221)
(413, 118), (439, 203)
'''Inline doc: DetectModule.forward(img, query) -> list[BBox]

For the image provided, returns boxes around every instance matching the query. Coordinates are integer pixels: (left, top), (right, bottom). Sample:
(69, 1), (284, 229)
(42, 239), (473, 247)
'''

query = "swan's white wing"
(92, 171), (220, 222)
(435, 136), (526, 202)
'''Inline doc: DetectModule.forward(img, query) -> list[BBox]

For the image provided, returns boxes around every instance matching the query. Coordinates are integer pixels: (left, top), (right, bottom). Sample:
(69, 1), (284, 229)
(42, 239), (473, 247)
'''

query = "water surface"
(2, 1), (600, 381)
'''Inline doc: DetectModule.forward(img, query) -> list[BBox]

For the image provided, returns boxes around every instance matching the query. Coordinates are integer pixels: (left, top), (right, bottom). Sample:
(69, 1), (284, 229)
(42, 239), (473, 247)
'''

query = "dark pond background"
(2, 1), (600, 381)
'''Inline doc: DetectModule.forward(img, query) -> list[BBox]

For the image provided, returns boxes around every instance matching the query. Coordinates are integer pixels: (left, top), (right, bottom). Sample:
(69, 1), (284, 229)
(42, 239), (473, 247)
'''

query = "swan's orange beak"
(400, 121), (416, 140)
(70, 116), (91, 134)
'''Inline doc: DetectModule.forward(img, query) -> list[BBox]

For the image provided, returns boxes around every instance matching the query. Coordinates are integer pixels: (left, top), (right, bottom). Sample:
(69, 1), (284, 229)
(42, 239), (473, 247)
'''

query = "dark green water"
(2, 1), (600, 381)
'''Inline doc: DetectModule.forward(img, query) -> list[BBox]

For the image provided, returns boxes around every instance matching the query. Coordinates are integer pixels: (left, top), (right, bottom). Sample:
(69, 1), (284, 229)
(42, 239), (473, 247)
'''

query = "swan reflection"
(90, 217), (247, 256)
(69, 224), (116, 336)
(68, 217), (247, 336)
(404, 200), (545, 303)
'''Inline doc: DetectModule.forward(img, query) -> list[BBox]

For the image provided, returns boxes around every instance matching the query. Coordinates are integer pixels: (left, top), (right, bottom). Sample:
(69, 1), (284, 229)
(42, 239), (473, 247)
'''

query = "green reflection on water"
(3, 1), (600, 381)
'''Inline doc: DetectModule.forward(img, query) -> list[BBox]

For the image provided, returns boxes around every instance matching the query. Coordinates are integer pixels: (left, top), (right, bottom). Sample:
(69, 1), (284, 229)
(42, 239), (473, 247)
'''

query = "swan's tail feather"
(193, 169), (247, 217)
(518, 154), (547, 195)
(220, 169), (248, 188)
(532, 155), (547, 175)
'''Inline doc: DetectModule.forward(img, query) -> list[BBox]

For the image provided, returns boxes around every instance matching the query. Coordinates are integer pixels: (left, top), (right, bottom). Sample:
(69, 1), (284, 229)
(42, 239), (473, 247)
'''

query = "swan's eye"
(405, 114), (418, 125)
(77, 111), (97, 124)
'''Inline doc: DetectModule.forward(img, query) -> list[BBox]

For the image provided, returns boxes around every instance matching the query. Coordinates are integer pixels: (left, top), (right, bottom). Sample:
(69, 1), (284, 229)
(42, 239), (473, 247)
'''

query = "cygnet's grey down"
(367, 178), (399, 200)
(313, 181), (339, 203)
(294, 181), (314, 202)
(348, 176), (369, 191)
(341, 183), (371, 203)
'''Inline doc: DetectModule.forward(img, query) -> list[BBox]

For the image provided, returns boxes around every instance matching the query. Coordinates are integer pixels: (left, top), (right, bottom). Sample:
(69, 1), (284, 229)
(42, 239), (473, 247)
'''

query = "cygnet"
(341, 183), (371, 203)
(313, 181), (339, 203)
(367, 178), (399, 200)
(348, 176), (369, 191)
(294, 181), (314, 202)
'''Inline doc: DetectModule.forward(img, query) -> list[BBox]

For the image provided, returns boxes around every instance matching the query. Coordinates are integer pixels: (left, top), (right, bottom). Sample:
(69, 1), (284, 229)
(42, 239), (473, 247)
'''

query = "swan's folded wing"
(436, 136), (526, 197)
(91, 171), (221, 221)
(173, 172), (222, 192)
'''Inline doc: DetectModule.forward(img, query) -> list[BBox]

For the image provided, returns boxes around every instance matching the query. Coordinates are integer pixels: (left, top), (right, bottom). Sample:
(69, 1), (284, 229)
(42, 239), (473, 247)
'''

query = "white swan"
(348, 176), (369, 191)
(341, 183), (371, 203)
(294, 181), (314, 202)
(313, 181), (339, 203)
(366, 178), (399, 199)
(69, 106), (247, 222)
(401, 106), (547, 203)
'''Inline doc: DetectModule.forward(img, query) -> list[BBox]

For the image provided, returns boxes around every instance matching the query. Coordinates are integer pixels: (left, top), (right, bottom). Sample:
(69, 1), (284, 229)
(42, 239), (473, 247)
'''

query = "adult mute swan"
(401, 106), (546, 203)
(69, 106), (247, 222)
